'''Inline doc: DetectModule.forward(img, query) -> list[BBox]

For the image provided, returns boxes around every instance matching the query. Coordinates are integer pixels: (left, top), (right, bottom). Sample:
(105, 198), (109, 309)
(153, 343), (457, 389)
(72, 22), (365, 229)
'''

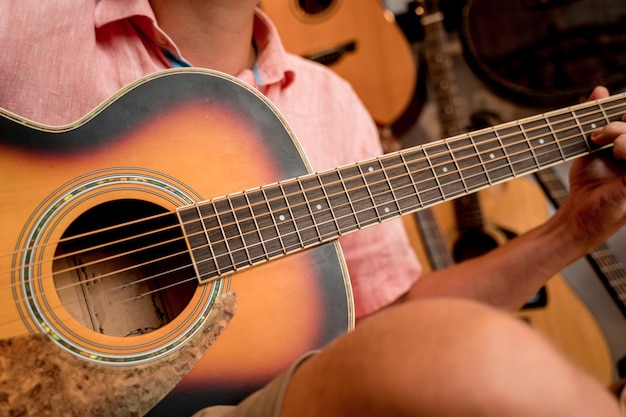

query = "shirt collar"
(250, 8), (295, 88)
(94, 1), (295, 89)
(94, 0), (157, 29)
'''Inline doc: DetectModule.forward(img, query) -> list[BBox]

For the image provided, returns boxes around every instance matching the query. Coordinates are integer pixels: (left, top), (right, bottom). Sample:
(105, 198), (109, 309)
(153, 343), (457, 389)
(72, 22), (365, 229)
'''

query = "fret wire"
(358, 163), (382, 223)
(367, 158), (398, 220)
(230, 192), (264, 264)
(341, 165), (379, 226)
(386, 153), (423, 212)
(225, 194), (252, 268)
(190, 203), (225, 279)
(572, 108), (592, 154)
(464, 133), (488, 190)
(301, 175), (338, 240)
(277, 182), (308, 252)
(578, 107), (609, 135)
(179, 98), (626, 279)
(445, 140), (469, 193)
(547, 114), (569, 161)
(519, 120), (541, 169)
(193, 204), (220, 276)
(242, 190), (270, 261)
(260, 186), (288, 255)
(316, 173), (342, 237)
(206, 199), (237, 273)
(422, 146), (446, 201)
(294, 177), (322, 244)
(379, 157), (402, 217)
(249, 188), (283, 259)
(467, 132), (494, 186)
(599, 101), (610, 124)
(337, 167), (364, 229)
(400, 152), (425, 209)
(492, 126), (516, 177)
(278, 182), (304, 250)
(321, 170), (361, 234)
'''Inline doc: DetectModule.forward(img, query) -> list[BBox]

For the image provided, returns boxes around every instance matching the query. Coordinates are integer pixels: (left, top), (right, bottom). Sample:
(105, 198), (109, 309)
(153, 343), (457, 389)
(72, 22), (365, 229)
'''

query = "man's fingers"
(588, 86), (610, 101)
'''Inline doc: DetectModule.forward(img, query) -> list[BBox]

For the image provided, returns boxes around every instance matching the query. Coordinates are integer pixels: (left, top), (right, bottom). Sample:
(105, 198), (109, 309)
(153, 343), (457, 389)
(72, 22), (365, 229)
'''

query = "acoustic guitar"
(1, 68), (625, 416)
(258, 0), (418, 128)
(416, 0), (613, 384)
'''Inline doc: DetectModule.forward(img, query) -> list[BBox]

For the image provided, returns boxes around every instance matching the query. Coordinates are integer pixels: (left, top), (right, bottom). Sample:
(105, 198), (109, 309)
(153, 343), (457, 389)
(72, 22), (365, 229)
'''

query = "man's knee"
(282, 298), (621, 417)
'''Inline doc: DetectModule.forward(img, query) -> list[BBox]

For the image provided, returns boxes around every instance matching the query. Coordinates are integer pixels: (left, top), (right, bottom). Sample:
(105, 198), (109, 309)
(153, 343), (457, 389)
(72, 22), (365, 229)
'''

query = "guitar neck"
(420, 10), (467, 138)
(413, 209), (455, 269)
(420, 5), (487, 232)
(533, 166), (626, 318)
(178, 93), (626, 283)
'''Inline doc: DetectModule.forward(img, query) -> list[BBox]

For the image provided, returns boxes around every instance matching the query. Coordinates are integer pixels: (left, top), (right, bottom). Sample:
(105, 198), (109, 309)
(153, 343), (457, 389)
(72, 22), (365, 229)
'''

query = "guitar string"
(0, 111), (603, 290)
(1, 100), (623, 294)
(88, 101), (626, 298)
(73, 100), (626, 290)
(7, 95), (623, 275)
(171, 99), (626, 274)
(0, 98), (624, 307)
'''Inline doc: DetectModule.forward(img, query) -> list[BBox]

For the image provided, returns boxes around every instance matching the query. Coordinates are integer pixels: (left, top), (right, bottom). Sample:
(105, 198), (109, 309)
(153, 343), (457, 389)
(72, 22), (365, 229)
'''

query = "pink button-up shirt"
(0, 0), (421, 318)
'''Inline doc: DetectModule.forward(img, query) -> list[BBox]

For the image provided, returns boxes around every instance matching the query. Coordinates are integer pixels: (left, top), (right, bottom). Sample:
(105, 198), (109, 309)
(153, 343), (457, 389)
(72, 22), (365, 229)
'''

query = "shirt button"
(155, 35), (168, 46)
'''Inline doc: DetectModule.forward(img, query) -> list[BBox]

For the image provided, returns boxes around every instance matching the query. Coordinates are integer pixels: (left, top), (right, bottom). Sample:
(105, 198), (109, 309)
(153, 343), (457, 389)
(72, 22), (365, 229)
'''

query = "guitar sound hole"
(452, 229), (499, 262)
(53, 199), (197, 337)
(298, 0), (335, 15)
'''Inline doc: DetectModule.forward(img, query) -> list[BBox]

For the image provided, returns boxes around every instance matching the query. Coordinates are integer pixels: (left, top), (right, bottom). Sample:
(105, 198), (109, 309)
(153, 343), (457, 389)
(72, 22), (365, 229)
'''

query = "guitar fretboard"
(178, 94), (626, 283)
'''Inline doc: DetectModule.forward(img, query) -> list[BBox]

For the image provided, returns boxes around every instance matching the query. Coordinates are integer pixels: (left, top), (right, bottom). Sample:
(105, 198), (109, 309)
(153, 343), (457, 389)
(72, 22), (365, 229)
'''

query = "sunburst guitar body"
(0, 68), (353, 417)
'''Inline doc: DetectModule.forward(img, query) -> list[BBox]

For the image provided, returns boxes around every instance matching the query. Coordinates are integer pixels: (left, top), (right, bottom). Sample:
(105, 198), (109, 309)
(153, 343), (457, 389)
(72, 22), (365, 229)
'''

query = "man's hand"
(563, 86), (626, 251)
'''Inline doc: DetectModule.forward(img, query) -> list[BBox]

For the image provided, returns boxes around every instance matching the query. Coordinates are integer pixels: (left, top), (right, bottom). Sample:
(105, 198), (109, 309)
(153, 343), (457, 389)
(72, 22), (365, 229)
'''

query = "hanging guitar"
(1, 68), (625, 416)
(460, 0), (626, 107)
(258, 0), (422, 133)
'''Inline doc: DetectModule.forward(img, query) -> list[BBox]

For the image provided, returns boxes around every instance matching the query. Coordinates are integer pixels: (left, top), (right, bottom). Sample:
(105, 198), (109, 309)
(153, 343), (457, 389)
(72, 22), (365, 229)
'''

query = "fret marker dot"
(278, 215), (286, 221)
(442, 167), (448, 173)
(384, 207), (390, 213)
(489, 153), (495, 159)
(539, 139), (545, 144)
(368, 167), (374, 172)
(316, 204), (322, 210)
(591, 123), (597, 129)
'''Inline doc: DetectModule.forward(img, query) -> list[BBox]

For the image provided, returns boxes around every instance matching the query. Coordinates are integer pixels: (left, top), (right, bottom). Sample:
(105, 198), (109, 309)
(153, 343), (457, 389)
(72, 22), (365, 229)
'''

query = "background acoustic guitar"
(259, 0), (421, 132)
(415, 0), (613, 385)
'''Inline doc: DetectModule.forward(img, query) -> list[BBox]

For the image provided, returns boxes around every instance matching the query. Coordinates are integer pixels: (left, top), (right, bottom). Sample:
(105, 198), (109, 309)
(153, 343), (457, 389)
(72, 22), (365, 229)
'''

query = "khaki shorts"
(191, 352), (316, 417)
